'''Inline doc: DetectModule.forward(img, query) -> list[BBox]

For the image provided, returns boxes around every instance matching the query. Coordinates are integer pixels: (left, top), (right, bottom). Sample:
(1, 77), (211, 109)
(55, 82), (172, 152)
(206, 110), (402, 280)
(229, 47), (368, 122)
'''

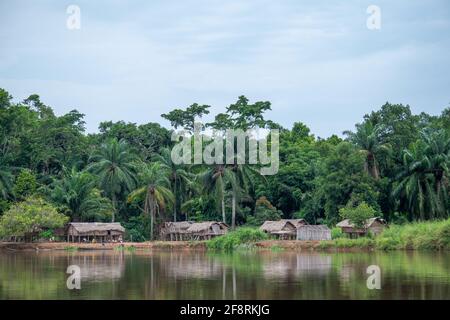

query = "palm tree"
(344, 121), (390, 179)
(49, 168), (113, 221)
(420, 129), (450, 216)
(154, 147), (192, 222)
(199, 164), (233, 223)
(229, 163), (262, 228)
(88, 139), (138, 222)
(0, 165), (12, 199)
(392, 141), (437, 220)
(128, 162), (174, 240)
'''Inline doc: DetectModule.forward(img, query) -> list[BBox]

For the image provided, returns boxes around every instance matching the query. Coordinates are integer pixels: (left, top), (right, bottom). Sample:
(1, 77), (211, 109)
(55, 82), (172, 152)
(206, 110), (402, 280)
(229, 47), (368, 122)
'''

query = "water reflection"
(0, 250), (448, 299)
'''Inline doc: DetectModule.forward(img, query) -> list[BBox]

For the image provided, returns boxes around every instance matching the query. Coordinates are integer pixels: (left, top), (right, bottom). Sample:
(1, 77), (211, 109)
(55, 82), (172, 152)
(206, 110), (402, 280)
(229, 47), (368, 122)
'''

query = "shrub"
(331, 227), (345, 239)
(207, 227), (268, 251)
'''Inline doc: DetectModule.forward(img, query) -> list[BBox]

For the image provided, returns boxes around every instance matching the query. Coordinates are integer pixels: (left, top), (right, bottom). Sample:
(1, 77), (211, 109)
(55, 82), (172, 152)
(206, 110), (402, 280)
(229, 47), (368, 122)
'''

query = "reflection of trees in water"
(0, 251), (449, 299)
(164, 251), (223, 279)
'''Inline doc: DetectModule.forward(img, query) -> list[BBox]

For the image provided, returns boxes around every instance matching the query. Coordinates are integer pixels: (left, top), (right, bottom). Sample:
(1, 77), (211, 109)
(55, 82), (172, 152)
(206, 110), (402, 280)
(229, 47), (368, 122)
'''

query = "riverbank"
(2, 219), (449, 252)
(0, 240), (367, 252)
(0, 241), (206, 252)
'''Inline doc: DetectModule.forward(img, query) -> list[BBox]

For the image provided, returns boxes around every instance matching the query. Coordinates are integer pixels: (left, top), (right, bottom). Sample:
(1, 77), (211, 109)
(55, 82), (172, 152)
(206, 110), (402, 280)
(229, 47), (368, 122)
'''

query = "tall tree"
(199, 164), (234, 223)
(154, 147), (192, 222)
(128, 163), (174, 240)
(392, 141), (438, 220)
(344, 121), (390, 179)
(88, 139), (138, 222)
(0, 165), (12, 200)
(48, 168), (113, 222)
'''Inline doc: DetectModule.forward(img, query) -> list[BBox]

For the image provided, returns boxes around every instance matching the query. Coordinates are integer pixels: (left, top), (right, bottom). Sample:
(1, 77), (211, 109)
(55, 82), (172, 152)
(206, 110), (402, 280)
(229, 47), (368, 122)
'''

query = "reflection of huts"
(68, 252), (125, 281)
(336, 217), (387, 238)
(66, 223), (125, 242)
(185, 222), (229, 240)
(160, 221), (194, 241)
(296, 225), (331, 240)
(260, 220), (297, 240)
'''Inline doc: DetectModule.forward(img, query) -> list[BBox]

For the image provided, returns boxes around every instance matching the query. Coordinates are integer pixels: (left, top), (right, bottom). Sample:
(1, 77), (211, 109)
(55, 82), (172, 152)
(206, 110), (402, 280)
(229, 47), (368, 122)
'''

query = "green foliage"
(0, 88), (449, 237)
(375, 219), (450, 250)
(122, 215), (150, 242)
(13, 169), (37, 199)
(88, 138), (139, 221)
(206, 227), (268, 251)
(0, 165), (13, 200)
(331, 227), (345, 239)
(48, 168), (113, 221)
(39, 229), (54, 239)
(128, 162), (174, 240)
(339, 202), (377, 228)
(318, 237), (375, 249)
(246, 197), (282, 227)
(0, 197), (68, 239)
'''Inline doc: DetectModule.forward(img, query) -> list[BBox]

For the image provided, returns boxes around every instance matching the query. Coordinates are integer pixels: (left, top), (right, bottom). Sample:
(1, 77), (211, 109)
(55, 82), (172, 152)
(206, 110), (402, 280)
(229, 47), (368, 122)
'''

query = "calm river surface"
(0, 250), (449, 299)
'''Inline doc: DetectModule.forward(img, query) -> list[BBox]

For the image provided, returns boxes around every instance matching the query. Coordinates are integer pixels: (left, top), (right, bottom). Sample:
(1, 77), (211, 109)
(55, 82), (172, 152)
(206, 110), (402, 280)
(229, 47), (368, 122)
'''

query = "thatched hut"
(159, 221), (194, 241)
(260, 220), (297, 240)
(296, 225), (331, 240)
(66, 222), (125, 243)
(184, 221), (229, 240)
(281, 219), (308, 228)
(336, 217), (387, 238)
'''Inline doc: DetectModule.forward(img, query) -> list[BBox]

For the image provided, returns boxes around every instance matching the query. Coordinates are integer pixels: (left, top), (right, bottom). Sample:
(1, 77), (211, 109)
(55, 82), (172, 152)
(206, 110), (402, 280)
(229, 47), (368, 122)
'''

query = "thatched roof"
(281, 219), (308, 227)
(260, 220), (296, 233)
(68, 222), (125, 234)
(336, 217), (387, 229)
(186, 221), (228, 234)
(162, 221), (193, 234)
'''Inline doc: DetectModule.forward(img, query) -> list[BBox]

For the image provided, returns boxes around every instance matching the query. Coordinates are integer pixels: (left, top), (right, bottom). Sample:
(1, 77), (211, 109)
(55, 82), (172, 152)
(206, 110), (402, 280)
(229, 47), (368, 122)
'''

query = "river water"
(0, 250), (448, 299)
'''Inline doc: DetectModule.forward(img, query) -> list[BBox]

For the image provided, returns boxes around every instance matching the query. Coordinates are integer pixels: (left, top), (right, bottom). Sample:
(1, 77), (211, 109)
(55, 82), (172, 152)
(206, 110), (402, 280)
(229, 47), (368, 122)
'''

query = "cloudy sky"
(1, 0), (449, 137)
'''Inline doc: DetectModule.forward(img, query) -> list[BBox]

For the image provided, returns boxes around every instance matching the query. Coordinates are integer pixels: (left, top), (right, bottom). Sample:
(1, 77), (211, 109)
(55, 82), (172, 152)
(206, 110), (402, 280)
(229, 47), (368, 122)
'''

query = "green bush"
(375, 219), (450, 250)
(39, 230), (54, 240)
(331, 227), (345, 239)
(206, 227), (268, 251)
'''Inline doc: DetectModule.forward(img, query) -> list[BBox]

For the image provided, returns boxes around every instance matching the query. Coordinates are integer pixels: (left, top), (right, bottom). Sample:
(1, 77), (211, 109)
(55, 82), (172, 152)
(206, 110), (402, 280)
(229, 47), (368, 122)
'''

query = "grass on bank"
(206, 227), (268, 251)
(320, 218), (450, 251)
(207, 219), (450, 251)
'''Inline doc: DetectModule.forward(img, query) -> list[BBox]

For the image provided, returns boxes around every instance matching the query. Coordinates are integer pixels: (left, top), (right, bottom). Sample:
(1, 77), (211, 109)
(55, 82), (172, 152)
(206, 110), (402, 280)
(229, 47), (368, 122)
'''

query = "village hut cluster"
(260, 219), (332, 241)
(160, 221), (229, 241)
(34, 216), (387, 244)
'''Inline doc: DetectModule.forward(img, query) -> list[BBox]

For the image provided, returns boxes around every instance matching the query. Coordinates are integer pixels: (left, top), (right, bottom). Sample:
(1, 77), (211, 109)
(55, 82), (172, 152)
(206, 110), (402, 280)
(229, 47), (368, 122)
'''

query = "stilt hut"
(296, 225), (331, 240)
(66, 222), (125, 243)
(336, 217), (387, 238)
(260, 220), (297, 240)
(159, 221), (194, 241)
(184, 222), (229, 240)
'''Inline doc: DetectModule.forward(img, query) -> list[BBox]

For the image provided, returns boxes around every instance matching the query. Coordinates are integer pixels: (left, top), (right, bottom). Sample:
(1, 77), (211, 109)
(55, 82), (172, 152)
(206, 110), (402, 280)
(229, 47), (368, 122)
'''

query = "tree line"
(0, 88), (449, 240)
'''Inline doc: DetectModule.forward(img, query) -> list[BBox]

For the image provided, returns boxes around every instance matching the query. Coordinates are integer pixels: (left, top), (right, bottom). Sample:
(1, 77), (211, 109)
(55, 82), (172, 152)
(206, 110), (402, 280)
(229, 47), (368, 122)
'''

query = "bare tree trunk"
(111, 193), (116, 222)
(173, 178), (177, 222)
(222, 198), (226, 223)
(231, 193), (236, 229)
